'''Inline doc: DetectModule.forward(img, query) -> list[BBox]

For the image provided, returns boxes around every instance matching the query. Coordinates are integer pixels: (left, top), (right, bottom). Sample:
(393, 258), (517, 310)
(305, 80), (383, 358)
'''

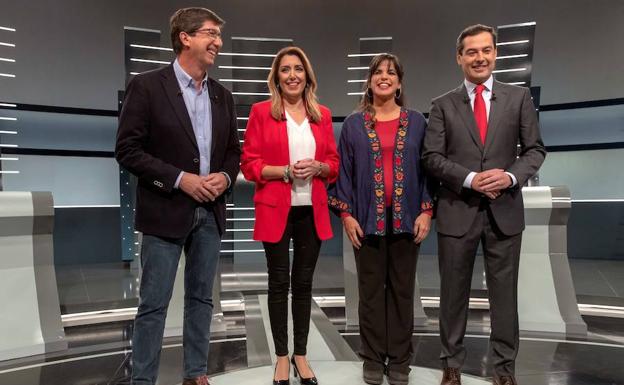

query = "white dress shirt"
(462, 75), (517, 189)
(286, 111), (316, 206)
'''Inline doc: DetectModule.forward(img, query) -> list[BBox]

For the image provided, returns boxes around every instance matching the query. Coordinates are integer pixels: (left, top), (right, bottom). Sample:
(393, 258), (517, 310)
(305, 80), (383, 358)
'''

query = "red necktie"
(473, 84), (487, 144)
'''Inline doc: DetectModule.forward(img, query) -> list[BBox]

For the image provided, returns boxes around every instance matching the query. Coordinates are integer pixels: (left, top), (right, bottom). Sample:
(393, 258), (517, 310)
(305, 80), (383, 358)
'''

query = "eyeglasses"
(191, 28), (222, 40)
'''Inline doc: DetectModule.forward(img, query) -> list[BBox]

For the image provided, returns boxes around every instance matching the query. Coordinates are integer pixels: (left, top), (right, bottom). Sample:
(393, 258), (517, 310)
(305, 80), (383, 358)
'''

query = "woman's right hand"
(342, 215), (364, 249)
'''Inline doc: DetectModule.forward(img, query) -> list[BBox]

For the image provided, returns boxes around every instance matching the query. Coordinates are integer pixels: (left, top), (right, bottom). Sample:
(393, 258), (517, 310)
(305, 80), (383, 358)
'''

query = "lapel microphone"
(491, 92), (497, 101)
(463, 95), (470, 104)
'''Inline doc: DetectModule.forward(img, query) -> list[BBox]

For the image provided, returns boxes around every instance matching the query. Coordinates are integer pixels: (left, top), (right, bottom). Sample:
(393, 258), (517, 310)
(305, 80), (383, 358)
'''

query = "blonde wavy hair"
(267, 46), (321, 123)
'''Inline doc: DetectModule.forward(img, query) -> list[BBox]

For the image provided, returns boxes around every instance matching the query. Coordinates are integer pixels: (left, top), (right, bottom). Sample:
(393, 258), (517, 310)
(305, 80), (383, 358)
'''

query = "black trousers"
(354, 230), (419, 374)
(263, 206), (321, 356)
(438, 207), (522, 377)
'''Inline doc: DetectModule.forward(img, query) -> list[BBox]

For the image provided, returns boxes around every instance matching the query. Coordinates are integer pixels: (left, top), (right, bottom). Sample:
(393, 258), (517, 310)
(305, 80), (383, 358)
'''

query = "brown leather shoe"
(182, 374), (210, 385)
(440, 367), (461, 385)
(493, 376), (516, 385)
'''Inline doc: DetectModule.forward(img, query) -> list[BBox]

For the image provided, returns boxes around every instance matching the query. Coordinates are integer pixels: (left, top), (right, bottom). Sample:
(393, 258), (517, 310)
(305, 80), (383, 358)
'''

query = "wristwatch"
(283, 165), (290, 183)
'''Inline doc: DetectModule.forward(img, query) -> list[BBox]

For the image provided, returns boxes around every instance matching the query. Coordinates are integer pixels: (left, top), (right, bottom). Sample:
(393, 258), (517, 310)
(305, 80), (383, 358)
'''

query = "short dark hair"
(456, 24), (497, 54)
(170, 7), (225, 55)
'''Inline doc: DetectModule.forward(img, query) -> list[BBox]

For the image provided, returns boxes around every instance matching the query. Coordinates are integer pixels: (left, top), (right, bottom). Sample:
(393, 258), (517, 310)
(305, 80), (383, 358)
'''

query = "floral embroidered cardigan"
(328, 108), (434, 236)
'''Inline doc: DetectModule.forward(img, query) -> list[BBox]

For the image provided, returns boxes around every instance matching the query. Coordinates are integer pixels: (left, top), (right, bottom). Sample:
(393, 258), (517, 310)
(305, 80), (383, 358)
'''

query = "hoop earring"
(366, 88), (373, 99)
(395, 88), (402, 99)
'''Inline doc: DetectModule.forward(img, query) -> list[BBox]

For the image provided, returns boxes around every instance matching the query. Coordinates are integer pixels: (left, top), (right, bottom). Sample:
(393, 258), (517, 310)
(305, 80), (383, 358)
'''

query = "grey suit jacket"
(422, 80), (546, 237)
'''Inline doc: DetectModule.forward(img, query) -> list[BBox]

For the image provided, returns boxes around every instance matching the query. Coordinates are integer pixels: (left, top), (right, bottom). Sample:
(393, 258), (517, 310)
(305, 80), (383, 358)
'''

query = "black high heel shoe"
(273, 357), (290, 385)
(291, 356), (318, 385)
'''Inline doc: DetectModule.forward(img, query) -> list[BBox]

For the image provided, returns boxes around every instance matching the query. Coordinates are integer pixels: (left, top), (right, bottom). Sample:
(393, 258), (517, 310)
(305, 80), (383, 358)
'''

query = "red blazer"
(241, 100), (339, 242)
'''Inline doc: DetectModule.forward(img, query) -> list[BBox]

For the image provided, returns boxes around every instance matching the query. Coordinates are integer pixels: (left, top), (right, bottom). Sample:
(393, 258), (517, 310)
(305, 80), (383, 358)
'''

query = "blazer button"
(193, 158), (199, 163)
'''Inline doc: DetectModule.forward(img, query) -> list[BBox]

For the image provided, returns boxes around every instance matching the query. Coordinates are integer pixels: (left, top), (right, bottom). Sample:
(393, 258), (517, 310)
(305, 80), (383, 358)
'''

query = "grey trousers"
(438, 207), (522, 377)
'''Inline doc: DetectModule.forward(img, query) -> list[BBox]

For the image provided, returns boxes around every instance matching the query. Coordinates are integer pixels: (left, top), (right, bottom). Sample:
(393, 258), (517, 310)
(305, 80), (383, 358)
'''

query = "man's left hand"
(478, 169), (512, 192)
(202, 173), (228, 201)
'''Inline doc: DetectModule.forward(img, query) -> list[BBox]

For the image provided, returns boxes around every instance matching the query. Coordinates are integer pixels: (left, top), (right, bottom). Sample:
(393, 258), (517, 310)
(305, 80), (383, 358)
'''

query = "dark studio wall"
(1, 0), (622, 114)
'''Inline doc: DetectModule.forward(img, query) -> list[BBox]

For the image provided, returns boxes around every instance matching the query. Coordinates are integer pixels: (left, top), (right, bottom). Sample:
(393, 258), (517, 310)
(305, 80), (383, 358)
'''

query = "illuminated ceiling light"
(498, 21), (536, 29)
(219, 65), (271, 70)
(359, 36), (392, 41)
(219, 79), (267, 83)
(232, 92), (270, 96)
(231, 37), (293, 42)
(129, 44), (173, 51)
(347, 53), (386, 57)
(496, 54), (529, 60)
(130, 58), (169, 65)
(493, 67), (527, 73)
(219, 52), (276, 57)
(496, 40), (529, 46)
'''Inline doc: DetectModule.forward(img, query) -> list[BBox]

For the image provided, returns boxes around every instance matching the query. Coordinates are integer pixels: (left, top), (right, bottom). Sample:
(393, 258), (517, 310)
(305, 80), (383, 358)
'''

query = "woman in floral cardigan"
(328, 54), (433, 385)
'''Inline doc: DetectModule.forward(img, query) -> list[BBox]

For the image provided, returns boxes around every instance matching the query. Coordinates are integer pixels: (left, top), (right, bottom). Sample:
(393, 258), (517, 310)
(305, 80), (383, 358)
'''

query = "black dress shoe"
(363, 361), (384, 385)
(291, 356), (318, 385)
(273, 358), (290, 385)
(440, 367), (461, 385)
(493, 375), (516, 385)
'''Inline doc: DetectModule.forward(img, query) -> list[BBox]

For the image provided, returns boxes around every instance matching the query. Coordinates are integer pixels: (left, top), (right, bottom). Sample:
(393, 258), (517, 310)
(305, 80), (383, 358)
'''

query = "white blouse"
(285, 110), (316, 206)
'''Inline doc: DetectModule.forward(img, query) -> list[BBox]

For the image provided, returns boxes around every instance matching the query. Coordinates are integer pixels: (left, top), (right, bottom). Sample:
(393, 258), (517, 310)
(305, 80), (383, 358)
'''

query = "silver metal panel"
(31, 192), (67, 354)
(0, 191), (66, 360)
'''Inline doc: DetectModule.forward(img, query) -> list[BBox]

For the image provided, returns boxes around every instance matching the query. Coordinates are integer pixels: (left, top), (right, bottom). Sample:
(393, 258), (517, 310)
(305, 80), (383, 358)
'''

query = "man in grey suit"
(423, 24), (546, 385)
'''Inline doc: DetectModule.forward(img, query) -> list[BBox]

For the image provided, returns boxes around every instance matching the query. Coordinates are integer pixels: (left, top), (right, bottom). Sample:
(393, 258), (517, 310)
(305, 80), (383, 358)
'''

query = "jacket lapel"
(451, 85), (483, 152)
(483, 80), (509, 154)
(161, 65), (198, 150)
(207, 79), (222, 157)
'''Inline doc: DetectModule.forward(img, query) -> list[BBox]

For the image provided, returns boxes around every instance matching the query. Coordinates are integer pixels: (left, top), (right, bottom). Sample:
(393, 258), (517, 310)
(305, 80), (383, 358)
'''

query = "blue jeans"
(131, 206), (221, 385)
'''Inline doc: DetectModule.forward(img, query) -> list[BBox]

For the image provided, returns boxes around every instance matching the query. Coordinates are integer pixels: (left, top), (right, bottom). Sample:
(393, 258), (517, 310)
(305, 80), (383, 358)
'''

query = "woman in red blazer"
(241, 46), (339, 385)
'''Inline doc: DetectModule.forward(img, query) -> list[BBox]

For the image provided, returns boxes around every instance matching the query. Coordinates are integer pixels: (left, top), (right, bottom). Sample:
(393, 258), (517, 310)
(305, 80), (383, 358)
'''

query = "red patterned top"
(376, 118), (400, 207)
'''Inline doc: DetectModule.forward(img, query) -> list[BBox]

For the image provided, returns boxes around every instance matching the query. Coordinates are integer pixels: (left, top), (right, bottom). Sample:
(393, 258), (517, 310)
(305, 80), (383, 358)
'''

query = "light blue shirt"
(173, 59), (212, 187)
(462, 75), (517, 189)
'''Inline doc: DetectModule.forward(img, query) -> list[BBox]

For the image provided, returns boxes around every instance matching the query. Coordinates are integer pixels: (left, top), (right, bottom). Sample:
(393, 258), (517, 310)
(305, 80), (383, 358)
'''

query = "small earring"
(366, 88), (373, 99)
(395, 88), (402, 99)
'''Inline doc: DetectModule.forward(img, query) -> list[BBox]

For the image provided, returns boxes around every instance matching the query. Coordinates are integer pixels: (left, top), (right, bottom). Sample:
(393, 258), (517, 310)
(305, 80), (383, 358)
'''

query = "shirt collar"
(464, 75), (494, 95)
(173, 59), (208, 90)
